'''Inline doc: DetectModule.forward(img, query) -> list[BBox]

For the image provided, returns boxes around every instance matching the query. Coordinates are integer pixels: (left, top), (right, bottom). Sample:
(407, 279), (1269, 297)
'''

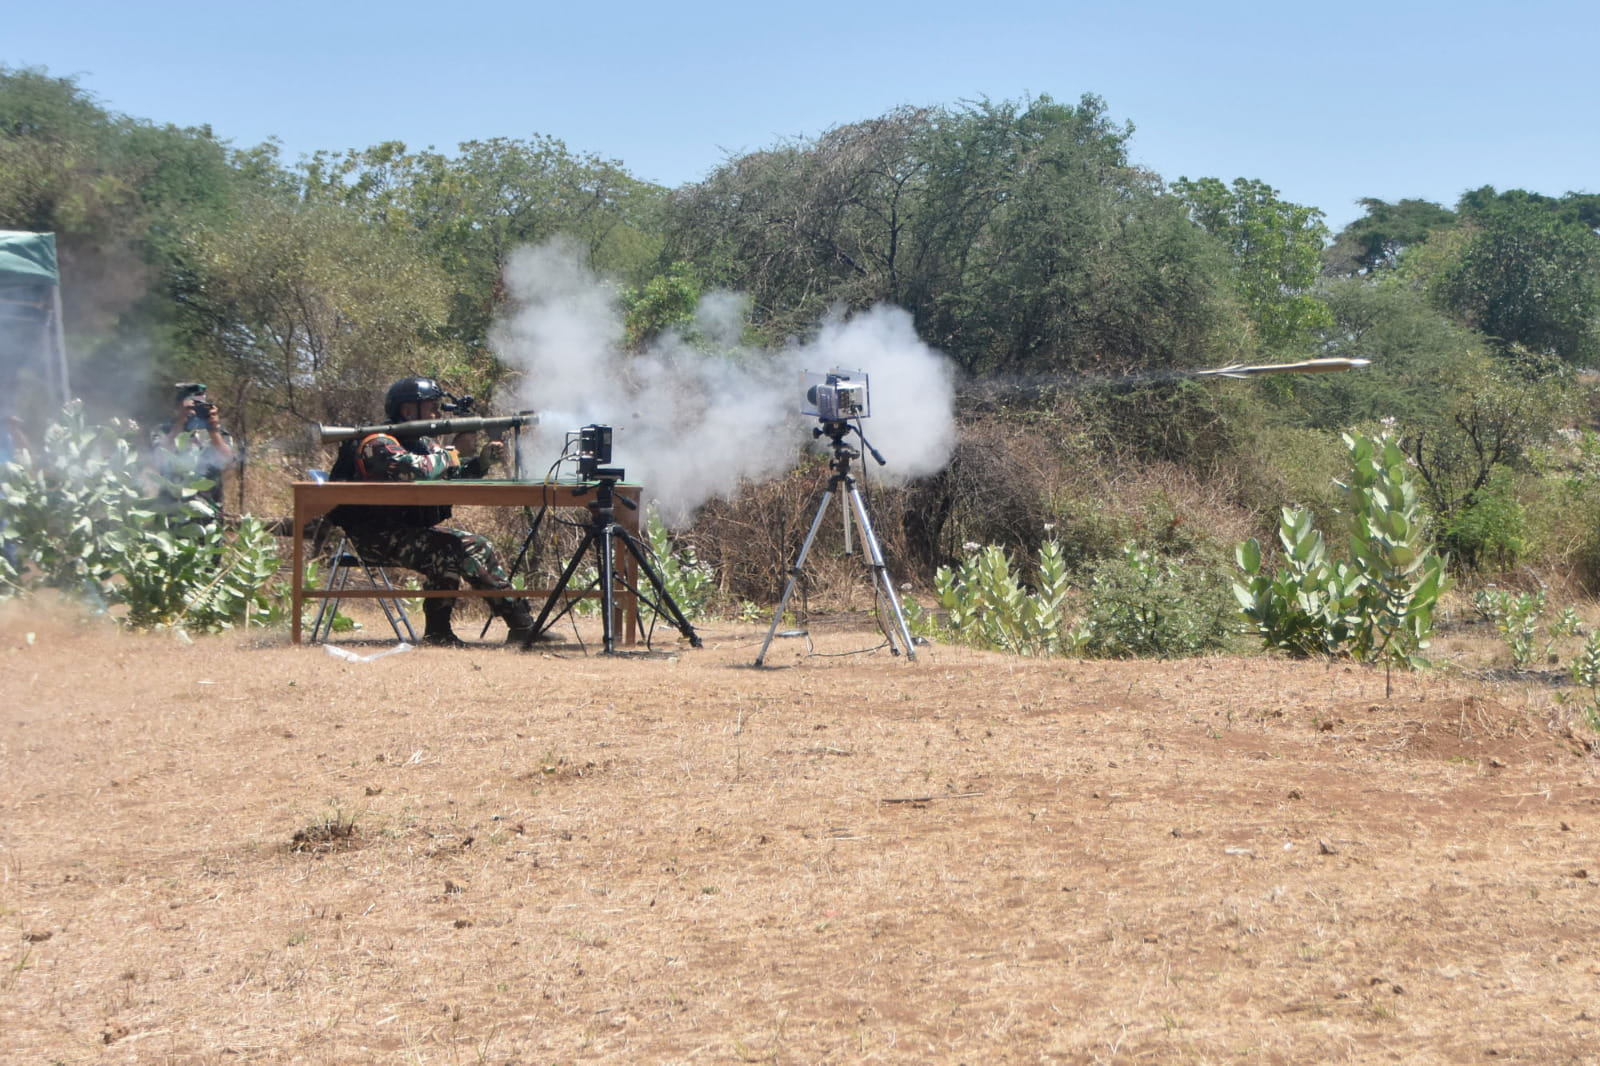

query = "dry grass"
(2, 601), (1599, 1064)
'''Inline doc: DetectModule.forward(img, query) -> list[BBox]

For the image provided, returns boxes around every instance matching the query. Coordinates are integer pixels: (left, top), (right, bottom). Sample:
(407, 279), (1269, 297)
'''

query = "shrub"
(1233, 508), (1351, 658)
(914, 540), (1073, 657)
(644, 508), (714, 621)
(909, 538), (1232, 659)
(1472, 587), (1581, 670)
(1075, 544), (1235, 659)
(0, 403), (278, 631)
(1441, 466), (1528, 572)
(1235, 431), (1450, 680)
(1566, 631), (1600, 732)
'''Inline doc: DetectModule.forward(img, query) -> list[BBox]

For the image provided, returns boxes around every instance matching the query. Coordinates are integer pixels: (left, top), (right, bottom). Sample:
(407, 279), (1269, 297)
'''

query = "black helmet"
(384, 376), (444, 422)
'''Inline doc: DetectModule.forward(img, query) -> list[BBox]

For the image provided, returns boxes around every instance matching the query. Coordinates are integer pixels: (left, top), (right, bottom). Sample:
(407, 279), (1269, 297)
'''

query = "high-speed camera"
(570, 423), (621, 481)
(801, 369), (870, 422)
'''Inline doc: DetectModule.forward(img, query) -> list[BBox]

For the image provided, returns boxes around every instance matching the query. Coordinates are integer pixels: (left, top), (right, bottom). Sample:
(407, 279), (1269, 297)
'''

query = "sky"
(5, 0), (1595, 232)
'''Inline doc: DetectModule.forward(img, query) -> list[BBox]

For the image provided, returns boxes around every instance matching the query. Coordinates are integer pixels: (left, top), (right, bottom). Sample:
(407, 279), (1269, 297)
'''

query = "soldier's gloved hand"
(480, 440), (506, 466)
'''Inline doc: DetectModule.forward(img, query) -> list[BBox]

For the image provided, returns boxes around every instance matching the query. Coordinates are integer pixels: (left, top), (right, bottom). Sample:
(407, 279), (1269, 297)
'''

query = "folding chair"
(304, 469), (417, 645)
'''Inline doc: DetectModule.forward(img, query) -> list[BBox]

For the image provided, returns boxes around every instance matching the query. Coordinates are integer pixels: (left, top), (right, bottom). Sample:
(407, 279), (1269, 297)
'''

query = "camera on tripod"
(757, 367), (914, 666)
(801, 369), (870, 422)
(570, 423), (623, 481)
(525, 421), (700, 653)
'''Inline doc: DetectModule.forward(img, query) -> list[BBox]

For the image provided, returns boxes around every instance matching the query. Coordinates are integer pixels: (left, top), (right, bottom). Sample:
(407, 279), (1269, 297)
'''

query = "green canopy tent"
(0, 230), (71, 421)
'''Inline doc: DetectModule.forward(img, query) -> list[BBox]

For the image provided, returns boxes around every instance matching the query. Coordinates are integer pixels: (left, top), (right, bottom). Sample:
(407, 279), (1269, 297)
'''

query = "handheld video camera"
(185, 396), (216, 431)
(801, 370), (870, 422)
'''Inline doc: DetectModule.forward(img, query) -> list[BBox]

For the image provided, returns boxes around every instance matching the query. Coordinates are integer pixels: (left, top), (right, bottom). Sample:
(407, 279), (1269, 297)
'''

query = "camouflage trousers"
(342, 524), (522, 619)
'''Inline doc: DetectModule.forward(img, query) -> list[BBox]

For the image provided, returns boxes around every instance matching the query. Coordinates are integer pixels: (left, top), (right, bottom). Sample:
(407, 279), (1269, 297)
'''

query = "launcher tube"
(316, 412), (539, 444)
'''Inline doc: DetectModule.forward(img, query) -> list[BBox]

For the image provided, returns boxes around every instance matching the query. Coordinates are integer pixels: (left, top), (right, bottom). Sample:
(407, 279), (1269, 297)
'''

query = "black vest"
(325, 435), (454, 531)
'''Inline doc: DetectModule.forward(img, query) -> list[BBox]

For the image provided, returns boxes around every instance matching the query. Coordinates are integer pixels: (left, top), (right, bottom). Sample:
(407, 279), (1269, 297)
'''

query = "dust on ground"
(2, 603), (1598, 1064)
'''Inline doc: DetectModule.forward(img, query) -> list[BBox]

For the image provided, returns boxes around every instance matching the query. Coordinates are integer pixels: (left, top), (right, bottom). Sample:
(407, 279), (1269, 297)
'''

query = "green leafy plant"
(1235, 431), (1451, 686)
(644, 508), (714, 621)
(257, 559), (358, 633)
(1472, 587), (1581, 669)
(1075, 544), (1234, 659)
(104, 512), (281, 631)
(1339, 431), (1451, 672)
(915, 541), (1073, 656)
(912, 539), (1232, 659)
(1441, 466), (1528, 572)
(0, 403), (278, 631)
(1566, 630), (1600, 732)
(1234, 507), (1354, 658)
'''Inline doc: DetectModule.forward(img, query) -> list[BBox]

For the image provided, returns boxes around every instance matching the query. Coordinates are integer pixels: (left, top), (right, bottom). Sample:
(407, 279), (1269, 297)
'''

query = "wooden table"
(290, 479), (643, 645)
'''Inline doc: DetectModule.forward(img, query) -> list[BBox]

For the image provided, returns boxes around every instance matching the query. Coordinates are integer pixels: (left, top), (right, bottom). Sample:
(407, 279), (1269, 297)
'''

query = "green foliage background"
(7, 64), (1600, 635)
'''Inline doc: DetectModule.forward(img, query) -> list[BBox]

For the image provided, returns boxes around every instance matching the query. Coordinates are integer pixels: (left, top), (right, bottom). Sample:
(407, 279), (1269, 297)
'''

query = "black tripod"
(521, 473), (702, 654)
(755, 420), (916, 666)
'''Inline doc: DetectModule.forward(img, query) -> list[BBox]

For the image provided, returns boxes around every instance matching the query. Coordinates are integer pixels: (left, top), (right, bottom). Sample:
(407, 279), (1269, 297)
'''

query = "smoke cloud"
(491, 239), (957, 524)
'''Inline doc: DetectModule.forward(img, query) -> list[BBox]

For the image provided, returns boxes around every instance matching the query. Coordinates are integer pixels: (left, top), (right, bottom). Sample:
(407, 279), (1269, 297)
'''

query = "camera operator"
(326, 375), (537, 647)
(152, 382), (236, 522)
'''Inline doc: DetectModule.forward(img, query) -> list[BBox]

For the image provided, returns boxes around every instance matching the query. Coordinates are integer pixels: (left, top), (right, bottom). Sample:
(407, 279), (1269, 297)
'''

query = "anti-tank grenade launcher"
(314, 411), (539, 444)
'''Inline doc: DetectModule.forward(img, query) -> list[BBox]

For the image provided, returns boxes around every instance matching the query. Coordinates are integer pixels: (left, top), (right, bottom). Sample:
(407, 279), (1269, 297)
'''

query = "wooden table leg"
(291, 489), (307, 645)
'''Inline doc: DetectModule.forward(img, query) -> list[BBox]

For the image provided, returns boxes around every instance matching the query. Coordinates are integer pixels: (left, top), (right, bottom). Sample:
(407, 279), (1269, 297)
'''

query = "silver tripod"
(755, 420), (916, 666)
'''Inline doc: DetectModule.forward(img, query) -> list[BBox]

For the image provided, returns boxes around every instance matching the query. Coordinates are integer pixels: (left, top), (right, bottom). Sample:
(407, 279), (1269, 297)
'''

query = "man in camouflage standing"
(328, 376), (536, 646)
(153, 383), (236, 521)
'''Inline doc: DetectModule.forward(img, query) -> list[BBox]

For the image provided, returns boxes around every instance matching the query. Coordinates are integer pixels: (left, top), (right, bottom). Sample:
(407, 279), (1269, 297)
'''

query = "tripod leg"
(841, 486), (853, 555)
(845, 481), (917, 661)
(481, 504), (548, 639)
(526, 527), (600, 644)
(599, 523), (617, 655)
(755, 487), (837, 666)
(614, 525), (702, 647)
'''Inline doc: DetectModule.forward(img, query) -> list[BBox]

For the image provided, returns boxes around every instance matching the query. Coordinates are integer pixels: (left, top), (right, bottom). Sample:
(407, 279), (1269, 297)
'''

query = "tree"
(173, 196), (461, 450)
(663, 107), (934, 342)
(623, 262), (702, 350)
(1401, 354), (1573, 537)
(1322, 197), (1456, 277)
(0, 66), (254, 421)
(1281, 276), (1488, 431)
(1435, 189), (1600, 362)
(1175, 176), (1333, 352)
(666, 96), (1244, 379)
(926, 98), (1239, 378)
(302, 137), (666, 355)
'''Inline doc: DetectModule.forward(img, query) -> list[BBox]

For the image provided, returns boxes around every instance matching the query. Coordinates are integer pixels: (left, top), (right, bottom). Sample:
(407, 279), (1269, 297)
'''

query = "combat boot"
(503, 600), (541, 646)
(422, 598), (465, 647)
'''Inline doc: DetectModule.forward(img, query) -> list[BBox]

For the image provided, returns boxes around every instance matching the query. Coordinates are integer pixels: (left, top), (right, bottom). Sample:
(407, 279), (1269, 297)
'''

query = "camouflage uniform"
(152, 419), (235, 520)
(328, 431), (531, 643)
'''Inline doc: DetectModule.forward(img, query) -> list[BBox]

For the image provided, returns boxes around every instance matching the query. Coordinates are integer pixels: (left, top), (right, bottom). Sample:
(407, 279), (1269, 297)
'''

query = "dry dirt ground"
(2, 603), (1599, 1065)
